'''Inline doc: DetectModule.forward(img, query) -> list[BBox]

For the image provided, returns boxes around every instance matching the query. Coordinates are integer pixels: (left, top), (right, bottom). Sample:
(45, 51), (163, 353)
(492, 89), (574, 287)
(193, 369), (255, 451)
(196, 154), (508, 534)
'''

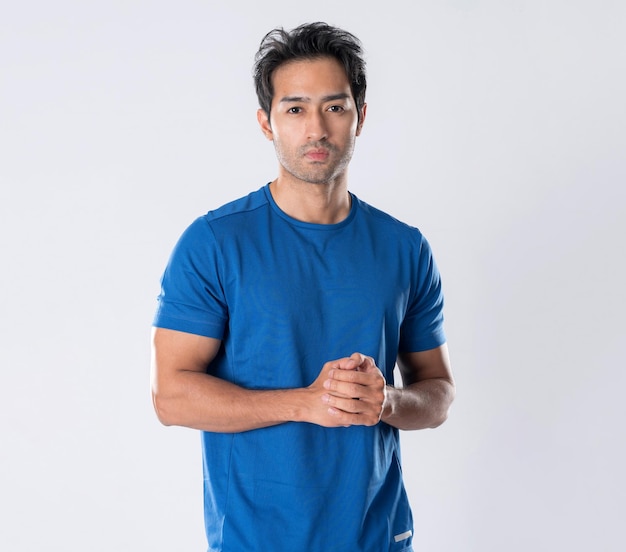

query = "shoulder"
(353, 195), (426, 244)
(169, 186), (270, 256)
(176, 185), (271, 245)
(203, 185), (270, 225)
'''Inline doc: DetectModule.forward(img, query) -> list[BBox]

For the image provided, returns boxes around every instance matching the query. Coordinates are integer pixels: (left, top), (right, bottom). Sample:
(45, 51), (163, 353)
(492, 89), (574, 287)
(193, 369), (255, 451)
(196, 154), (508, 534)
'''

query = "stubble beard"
(274, 140), (355, 186)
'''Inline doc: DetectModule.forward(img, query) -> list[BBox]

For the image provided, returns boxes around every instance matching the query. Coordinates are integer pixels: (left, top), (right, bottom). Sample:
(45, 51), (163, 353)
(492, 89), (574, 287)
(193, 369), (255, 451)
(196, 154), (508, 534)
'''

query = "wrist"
(278, 387), (310, 424)
(380, 385), (399, 423)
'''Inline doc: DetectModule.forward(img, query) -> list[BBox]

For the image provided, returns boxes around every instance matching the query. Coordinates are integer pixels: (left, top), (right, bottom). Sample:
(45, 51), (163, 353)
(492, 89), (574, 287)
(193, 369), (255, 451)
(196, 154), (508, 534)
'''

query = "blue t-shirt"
(153, 184), (446, 552)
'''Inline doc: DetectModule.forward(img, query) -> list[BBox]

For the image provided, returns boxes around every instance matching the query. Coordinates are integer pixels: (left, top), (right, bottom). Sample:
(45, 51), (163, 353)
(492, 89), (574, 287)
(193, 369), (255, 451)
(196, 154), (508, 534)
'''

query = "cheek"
(272, 137), (296, 163)
(268, 125), (288, 145)
(272, 129), (300, 152)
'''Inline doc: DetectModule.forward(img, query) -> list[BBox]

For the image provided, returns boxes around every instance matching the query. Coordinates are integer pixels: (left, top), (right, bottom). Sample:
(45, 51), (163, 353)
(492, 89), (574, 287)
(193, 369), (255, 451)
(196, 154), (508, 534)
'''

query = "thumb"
(350, 352), (376, 372)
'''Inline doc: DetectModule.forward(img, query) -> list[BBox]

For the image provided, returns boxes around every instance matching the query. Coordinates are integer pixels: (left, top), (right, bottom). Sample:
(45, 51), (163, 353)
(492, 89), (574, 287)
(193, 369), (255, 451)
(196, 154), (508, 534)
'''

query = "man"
(151, 22), (455, 552)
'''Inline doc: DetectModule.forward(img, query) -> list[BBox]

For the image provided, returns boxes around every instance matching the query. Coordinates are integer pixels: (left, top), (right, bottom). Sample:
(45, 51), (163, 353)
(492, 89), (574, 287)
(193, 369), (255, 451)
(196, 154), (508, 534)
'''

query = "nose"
(306, 110), (328, 141)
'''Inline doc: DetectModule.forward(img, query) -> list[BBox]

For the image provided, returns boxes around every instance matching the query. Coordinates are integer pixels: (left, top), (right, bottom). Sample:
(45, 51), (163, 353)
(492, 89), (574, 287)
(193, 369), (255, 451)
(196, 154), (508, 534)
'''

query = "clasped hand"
(309, 352), (387, 428)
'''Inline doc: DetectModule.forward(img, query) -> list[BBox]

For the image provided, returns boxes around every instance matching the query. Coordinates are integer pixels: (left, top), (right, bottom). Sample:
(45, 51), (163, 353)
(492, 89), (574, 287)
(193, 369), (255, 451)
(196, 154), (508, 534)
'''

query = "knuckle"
(365, 414), (378, 426)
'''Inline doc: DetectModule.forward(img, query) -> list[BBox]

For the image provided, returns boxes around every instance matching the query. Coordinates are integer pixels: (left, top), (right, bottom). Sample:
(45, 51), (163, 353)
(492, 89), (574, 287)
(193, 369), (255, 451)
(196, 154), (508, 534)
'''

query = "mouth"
(305, 149), (330, 162)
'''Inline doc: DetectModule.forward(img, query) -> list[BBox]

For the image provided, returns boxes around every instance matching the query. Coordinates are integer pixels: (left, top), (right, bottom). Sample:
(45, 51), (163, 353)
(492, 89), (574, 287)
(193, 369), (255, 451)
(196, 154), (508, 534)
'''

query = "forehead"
(271, 57), (351, 100)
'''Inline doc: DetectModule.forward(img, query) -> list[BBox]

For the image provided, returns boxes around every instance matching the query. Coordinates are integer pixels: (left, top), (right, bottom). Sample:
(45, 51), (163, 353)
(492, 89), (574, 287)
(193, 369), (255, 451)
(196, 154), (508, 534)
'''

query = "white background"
(1, 1), (624, 550)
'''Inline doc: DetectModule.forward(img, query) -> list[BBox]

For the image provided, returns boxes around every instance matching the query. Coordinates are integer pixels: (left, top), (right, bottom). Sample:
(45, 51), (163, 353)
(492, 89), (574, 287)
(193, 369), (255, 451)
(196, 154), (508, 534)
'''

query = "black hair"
(253, 22), (367, 123)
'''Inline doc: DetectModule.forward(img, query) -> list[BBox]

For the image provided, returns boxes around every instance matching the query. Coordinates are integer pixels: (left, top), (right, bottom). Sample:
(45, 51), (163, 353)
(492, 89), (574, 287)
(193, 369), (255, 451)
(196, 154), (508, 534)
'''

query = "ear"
(356, 103), (367, 136)
(257, 109), (273, 141)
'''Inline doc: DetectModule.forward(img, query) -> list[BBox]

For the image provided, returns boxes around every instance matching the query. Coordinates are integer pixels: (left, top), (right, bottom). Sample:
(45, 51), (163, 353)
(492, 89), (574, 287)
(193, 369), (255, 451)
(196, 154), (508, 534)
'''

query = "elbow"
(433, 387), (456, 428)
(428, 383), (455, 428)
(151, 390), (177, 427)
(428, 408), (450, 429)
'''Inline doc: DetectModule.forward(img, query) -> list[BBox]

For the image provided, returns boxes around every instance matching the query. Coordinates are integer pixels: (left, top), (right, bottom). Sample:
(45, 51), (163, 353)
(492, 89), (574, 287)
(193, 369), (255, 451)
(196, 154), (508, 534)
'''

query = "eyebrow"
(278, 93), (351, 104)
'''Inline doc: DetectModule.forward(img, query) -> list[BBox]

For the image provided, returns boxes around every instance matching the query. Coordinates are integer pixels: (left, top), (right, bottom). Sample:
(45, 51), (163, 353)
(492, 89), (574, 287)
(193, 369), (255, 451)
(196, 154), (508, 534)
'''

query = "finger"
(353, 353), (378, 372)
(327, 368), (378, 386)
(325, 375), (386, 407)
(324, 396), (383, 426)
(324, 377), (364, 398)
(325, 369), (376, 396)
(338, 353), (378, 373)
(349, 352), (366, 365)
(333, 356), (360, 371)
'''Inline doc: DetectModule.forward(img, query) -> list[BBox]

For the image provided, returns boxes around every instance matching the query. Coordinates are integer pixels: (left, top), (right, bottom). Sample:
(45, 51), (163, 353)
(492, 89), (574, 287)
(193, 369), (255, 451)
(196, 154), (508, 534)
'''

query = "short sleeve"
(152, 216), (228, 339)
(398, 234), (446, 352)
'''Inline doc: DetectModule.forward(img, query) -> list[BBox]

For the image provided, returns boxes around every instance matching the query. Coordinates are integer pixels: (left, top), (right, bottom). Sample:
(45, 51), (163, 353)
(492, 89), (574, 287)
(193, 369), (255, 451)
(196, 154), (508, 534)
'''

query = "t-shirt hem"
(152, 314), (225, 340)
(399, 329), (446, 353)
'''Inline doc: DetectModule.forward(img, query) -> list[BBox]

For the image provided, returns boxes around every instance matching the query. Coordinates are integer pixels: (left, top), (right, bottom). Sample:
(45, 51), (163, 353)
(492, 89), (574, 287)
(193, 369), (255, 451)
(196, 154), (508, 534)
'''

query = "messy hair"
(253, 22), (367, 123)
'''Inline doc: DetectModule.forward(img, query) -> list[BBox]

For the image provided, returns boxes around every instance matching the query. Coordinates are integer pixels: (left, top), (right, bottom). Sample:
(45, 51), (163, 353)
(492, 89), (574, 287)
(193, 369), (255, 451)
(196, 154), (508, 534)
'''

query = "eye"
(328, 105), (344, 113)
(287, 107), (302, 114)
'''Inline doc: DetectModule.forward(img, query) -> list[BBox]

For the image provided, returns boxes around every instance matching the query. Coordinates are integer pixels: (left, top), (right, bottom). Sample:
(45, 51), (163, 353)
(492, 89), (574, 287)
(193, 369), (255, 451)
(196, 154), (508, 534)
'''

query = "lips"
(305, 149), (330, 161)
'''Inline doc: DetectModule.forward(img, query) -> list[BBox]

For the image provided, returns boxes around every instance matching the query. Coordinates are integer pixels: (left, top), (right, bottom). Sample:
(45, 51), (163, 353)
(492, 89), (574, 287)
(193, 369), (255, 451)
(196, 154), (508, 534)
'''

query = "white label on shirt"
(394, 530), (413, 543)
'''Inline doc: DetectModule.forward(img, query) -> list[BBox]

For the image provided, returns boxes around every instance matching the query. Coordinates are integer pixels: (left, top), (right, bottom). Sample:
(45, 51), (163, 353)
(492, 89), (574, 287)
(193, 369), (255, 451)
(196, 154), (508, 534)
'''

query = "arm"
(150, 327), (361, 432)
(383, 344), (455, 430)
(322, 344), (455, 430)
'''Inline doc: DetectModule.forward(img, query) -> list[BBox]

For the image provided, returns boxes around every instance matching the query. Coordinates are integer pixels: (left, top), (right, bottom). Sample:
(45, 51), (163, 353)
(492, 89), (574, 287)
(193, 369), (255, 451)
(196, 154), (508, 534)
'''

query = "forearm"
(152, 370), (310, 433)
(381, 377), (455, 431)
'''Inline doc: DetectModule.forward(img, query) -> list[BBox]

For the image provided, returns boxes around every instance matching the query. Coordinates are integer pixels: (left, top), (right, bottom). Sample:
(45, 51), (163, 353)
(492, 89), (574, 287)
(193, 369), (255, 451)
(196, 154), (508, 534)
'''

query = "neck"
(269, 177), (351, 224)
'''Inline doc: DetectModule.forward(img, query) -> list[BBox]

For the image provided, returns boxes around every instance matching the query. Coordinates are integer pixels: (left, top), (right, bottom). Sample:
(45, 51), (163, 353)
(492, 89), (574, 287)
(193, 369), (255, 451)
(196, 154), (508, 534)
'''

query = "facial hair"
(273, 138), (355, 185)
